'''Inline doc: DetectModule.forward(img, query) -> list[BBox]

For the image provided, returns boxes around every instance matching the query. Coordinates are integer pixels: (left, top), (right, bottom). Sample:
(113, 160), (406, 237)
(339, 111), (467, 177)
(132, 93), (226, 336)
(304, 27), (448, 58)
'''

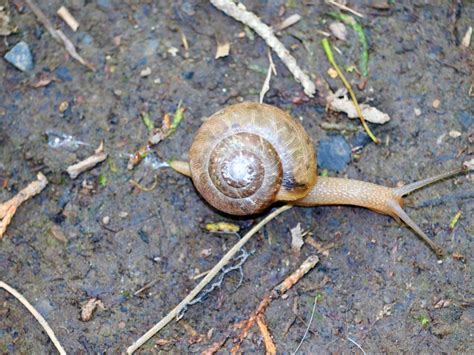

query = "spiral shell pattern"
(189, 102), (317, 215)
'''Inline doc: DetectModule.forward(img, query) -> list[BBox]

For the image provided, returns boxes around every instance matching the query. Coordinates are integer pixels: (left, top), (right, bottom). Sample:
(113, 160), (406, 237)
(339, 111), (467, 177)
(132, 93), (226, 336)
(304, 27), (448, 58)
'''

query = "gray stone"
(4, 41), (33, 72)
(317, 135), (352, 172)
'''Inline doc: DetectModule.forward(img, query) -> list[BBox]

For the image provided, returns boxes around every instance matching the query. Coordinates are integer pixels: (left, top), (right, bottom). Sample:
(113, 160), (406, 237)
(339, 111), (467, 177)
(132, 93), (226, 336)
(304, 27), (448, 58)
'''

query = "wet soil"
(1, 0), (473, 353)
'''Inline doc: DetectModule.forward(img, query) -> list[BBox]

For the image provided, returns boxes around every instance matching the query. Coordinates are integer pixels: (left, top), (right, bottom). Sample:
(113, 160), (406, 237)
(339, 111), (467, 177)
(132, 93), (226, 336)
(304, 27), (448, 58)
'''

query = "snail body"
(170, 102), (464, 256)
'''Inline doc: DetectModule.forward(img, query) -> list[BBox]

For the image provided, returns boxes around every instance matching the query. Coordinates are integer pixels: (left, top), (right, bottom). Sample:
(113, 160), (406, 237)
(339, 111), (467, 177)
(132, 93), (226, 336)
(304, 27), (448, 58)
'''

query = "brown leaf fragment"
(434, 299), (451, 309)
(290, 223), (306, 252)
(80, 298), (105, 321)
(50, 224), (67, 243)
(215, 37), (230, 59)
(31, 75), (56, 88)
(156, 338), (175, 347)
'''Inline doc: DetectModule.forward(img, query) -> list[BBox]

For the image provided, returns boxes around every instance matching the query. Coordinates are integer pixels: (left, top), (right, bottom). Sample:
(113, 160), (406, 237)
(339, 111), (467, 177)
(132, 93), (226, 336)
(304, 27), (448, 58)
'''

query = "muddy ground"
(1, 0), (473, 353)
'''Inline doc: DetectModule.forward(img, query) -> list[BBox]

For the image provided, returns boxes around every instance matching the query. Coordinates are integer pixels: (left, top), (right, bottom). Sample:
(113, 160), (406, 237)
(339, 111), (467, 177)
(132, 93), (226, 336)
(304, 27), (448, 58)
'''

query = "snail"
(170, 102), (465, 257)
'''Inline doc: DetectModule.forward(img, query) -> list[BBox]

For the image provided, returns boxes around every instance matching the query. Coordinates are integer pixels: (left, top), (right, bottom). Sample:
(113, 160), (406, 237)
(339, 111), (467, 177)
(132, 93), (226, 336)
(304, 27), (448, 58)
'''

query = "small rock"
(432, 99), (441, 109)
(327, 67), (338, 79)
(329, 22), (347, 41)
(119, 211), (128, 218)
(4, 41), (33, 72)
(59, 101), (69, 113)
(448, 130), (461, 138)
(102, 216), (110, 225)
(414, 108), (421, 116)
(317, 135), (352, 172)
(140, 67), (151, 77)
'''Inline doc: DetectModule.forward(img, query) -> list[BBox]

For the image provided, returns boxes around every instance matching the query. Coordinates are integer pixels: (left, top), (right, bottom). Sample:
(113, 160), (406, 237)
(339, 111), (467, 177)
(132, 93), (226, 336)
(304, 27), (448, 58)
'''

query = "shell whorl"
(189, 102), (317, 215)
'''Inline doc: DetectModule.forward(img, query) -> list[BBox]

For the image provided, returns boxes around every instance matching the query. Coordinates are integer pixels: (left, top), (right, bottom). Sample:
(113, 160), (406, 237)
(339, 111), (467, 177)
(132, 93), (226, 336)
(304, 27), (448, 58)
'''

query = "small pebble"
(327, 67), (338, 79)
(448, 130), (461, 138)
(167, 47), (179, 56)
(329, 22), (347, 41)
(140, 67), (151, 77)
(432, 99), (441, 109)
(4, 41), (34, 72)
(414, 108), (421, 116)
(317, 135), (352, 172)
(119, 211), (128, 218)
(102, 216), (110, 225)
(59, 101), (69, 113)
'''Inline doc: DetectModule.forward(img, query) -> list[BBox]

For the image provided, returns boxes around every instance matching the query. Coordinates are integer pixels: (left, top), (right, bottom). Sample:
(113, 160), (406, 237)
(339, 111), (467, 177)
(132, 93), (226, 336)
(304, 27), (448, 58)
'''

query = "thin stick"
(24, 0), (94, 70)
(326, 0), (364, 18)
(0, 281), (66, 355)
(292, 294), (318, 354)
(210, 0), (316, 97)
(256, 316), (277, 354)
(259, 51), (276, 104)
(322, 38), (379, 144)
(232, 255), (319, 353)
(0, 173), (48, 238)
(347, 336), (367, 355)
(126, 204), (293, 354)
(66, 142), (107, 179)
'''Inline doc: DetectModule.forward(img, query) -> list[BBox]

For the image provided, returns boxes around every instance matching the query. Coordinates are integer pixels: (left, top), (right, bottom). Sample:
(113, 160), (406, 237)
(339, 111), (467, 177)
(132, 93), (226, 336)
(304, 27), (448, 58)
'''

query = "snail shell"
(189, 102), (317, 215)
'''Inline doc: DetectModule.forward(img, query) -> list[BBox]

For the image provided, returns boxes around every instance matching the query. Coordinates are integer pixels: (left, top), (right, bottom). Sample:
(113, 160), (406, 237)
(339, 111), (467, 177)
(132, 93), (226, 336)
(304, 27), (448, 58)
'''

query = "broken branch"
(66, 142), (107, 179)
(0, 173), (48, 238)
(126, 204), (293, 354)
(210, 0), (316, 97)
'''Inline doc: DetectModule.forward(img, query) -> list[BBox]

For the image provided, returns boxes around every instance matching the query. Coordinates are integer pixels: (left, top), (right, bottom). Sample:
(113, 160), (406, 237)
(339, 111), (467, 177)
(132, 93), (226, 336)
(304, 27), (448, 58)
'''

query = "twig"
(329, 12), (369, 77)
(129, 176), (158, 192)
(57, 6), (79, 32)
(126, 204), (293, 354)
(66, 142), (107, 179)
(326, 0), (364, 18)
(347, 336), (367, 355)
(0, 281), (66, 355)
(292, 294), (318, 354)
(128, 103), (185, 170)
(322, 39), (379, 144)
(210, 0), (316, 97)
(259, 51), (276, 104)
(24, 0), (94, 70)
(256, 316), (277, 354)
(232, 255), (319, 353)
(0, 172), (48, 238)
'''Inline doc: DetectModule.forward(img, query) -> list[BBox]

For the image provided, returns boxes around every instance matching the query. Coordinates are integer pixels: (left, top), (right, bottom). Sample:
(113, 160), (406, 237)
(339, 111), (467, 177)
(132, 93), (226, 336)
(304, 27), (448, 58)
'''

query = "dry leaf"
(276, 14), (301, 31)
(81, 298), (105, 321)
(434, 299), (451, 309)
(290, 223), (306, 252)
(328, 88), (391, 124)
(329, 22), (347, 41)
(461, 26), (472, 48)
(205, 221), (240, 233)
(0, 7), (15, 36)
(215, 40), (230, 59)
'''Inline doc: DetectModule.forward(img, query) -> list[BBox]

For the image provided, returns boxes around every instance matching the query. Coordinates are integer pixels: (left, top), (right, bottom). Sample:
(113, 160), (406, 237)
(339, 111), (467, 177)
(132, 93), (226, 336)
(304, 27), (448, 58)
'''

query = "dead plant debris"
(0, 172), (48, 238)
